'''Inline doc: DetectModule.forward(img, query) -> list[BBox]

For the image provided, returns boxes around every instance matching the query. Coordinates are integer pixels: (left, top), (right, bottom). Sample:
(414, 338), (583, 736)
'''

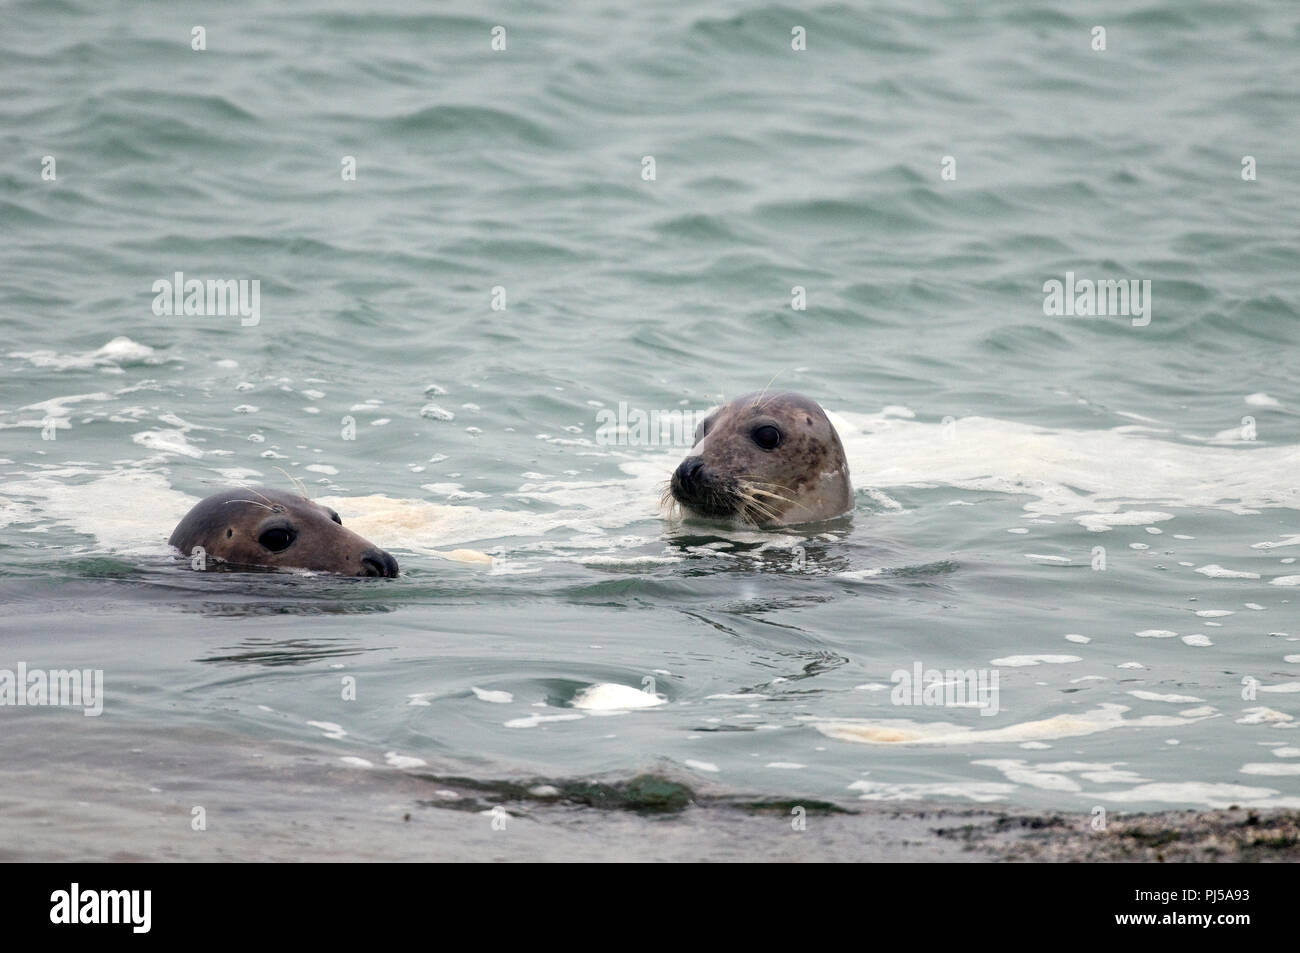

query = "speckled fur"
(668, 392), (853, 527)
(169, 487), (399, 576)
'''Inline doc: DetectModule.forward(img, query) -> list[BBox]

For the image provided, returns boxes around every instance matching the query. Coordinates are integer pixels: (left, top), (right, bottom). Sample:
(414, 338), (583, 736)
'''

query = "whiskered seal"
(169, 487), (400, 577)
(666, 392), (853, 527)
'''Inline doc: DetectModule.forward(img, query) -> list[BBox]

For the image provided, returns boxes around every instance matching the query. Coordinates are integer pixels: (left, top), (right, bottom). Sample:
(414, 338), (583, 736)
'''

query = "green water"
(2, 0), (1299, 841)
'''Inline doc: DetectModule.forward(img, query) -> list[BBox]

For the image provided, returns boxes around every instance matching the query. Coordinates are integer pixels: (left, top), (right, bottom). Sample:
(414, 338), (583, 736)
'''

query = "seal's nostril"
(359, 549), (399, 578)
(676, 455), (706, 489)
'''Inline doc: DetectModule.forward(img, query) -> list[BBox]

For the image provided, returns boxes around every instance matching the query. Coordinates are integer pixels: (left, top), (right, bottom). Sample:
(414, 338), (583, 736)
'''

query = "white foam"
(324, 408), (1300, 554)
(973, 759), (1149, 792)
(504, 712), (585, 729)
(307, 720), (347, 740)
(808, 703), (1210, 746)
(384, 752), (427, 769)
(419, 404), (455, 421)
(1129, 690), (1203, 703)
(1240, 763), (1300, 776)
(1092, 782), (1300, 808)
(0, 470), (195, 554)
(839, 568), (885, 580)
(132, 430), (206, 459)
(990, 655), (1081, 667)
(1237, 707), (1294, 725)
(971, 759), (1081, 792)
(832, 410), (1300, 519)
(9, 405), (1300, 565)
(0, 392), (112, 433)
(1078, 512), (1174, 532)
(1252, 535), (1300, 550)
(470, 687), (513, 704)
(316, 493), (559, 551)
(1195, 565), (1260, 579)
(852, 779), (1018, 802)
(580, 554), (683, 566)
(571, 683), (666, 711)
(683, 759), (719, 773)
(8, 336), (161, 370)
(1258, 682), (1300, 694)
(1270, 575), (1300, 587)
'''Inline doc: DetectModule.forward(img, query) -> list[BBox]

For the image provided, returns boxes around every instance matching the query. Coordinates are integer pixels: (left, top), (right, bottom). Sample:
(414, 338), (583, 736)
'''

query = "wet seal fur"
(169, 487), (400, 577)
(667, 391), (853, 527)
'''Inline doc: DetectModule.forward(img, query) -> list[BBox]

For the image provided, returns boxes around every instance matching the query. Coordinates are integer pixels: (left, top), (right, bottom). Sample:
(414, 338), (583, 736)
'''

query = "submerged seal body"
(169, 487), (399, 577)
(668, 391), (853, 527)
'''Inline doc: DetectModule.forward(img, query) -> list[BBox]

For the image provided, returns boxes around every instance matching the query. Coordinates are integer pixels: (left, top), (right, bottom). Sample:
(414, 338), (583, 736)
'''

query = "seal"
(169, 487), (400, 577)
(667, 391), (854, 527)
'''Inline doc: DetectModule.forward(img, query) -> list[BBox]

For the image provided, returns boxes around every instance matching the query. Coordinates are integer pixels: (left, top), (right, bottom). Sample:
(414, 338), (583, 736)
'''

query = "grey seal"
(667, 392), (854, 527)
(169, 487), (399, 576)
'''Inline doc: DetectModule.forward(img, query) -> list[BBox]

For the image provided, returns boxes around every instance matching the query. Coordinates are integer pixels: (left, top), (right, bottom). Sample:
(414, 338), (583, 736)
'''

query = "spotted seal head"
(667, 391), (854, 527)
(169, 487), (400, 577)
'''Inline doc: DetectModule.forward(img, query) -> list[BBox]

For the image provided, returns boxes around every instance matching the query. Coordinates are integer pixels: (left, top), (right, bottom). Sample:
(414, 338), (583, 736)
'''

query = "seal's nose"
(359, 549), (400, 578)
(675, 455), (706, 493)
(671, 456), (709, 503)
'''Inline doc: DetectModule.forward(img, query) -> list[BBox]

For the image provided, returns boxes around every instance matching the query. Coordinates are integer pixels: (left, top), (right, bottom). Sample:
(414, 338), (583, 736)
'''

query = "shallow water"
(2, 0), (1299, 837)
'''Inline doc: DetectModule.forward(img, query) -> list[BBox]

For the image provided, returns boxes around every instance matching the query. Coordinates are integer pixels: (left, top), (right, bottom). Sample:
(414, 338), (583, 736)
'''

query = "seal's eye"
(329, 510), (342, 525)
(751, 425), (782, 451)
(258, 526), (296, 552)
(694, 416), (712, 445)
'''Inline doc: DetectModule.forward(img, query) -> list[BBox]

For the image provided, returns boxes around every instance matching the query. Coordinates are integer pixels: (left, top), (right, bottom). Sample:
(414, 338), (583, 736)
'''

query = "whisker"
(235, 484), (277, 507)
(737, 478), (813, 518)
(751, 371), (787, 411)
(735, 478), (791, 491)
(274, 466), (311, 500)
(744, 488), (793, 503)
(734, 488), (780, 523)
(659, 482), (682, 519)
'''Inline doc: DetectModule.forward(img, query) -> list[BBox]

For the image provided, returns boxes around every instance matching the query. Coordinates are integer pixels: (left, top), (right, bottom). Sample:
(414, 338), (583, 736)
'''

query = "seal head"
(169, 487), (400, 577)
(668, 391), (853, 527)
